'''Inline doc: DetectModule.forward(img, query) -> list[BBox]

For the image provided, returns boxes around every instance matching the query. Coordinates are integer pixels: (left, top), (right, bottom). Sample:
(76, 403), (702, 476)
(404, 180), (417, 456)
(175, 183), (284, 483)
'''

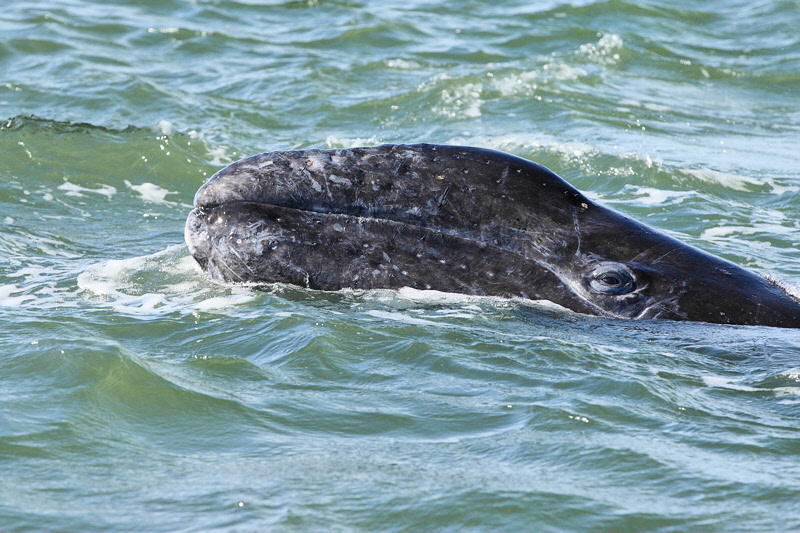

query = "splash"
(77, 245), (258, 317)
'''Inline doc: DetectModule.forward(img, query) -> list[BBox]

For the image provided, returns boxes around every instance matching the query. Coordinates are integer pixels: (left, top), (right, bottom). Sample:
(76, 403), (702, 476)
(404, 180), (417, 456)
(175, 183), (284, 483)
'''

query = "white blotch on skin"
(328, 174), (352, 187)
(306, 175), (322, 192)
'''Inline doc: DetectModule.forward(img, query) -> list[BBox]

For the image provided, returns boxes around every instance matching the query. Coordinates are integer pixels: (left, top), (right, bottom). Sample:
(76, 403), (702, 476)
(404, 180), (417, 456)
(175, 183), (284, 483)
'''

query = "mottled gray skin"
(185, 143), (800, 327)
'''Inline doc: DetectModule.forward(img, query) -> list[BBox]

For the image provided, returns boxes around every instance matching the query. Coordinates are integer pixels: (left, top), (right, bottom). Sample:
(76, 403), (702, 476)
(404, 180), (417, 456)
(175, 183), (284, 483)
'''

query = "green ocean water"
(2, 0), (800, 531)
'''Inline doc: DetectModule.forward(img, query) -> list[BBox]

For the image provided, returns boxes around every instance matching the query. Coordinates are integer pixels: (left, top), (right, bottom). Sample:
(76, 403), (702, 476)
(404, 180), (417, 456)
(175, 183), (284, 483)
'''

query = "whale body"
(185, 143), (800, 328)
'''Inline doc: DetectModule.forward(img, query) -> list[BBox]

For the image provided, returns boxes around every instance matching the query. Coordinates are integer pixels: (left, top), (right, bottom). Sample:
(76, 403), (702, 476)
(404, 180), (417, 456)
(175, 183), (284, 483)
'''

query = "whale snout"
(184, 208), (211, 271)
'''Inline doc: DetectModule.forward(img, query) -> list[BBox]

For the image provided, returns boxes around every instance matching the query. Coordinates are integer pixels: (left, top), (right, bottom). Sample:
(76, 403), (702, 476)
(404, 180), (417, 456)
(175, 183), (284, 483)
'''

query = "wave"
(1, 114), (237, 168)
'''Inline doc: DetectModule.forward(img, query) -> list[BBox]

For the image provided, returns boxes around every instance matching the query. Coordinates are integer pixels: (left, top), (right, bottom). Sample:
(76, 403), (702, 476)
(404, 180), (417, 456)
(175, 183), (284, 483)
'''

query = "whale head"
(186, 144), (800, 328)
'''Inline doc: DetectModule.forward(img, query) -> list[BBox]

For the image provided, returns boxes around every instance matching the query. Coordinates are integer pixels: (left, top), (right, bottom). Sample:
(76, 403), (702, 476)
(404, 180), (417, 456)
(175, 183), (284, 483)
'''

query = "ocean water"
(2, 0), (800, 531)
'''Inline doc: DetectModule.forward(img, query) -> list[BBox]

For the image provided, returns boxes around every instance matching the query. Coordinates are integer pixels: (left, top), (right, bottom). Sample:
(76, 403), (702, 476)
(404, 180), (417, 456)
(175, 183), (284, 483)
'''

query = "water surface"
(2, 1), (800, 531)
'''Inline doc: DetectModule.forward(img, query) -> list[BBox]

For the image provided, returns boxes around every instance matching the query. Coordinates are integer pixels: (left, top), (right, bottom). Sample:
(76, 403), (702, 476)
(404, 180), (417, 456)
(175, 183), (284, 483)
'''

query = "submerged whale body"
(185, 143), (800, 328)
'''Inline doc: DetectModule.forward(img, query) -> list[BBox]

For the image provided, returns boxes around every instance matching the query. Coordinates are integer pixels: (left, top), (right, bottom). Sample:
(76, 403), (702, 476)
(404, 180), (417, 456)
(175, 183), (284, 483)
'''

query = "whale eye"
(588, 263), (636, 295)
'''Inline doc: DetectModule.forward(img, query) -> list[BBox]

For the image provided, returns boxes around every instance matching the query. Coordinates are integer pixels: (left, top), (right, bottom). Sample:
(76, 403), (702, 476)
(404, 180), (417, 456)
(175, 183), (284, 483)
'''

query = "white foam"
(153, 120), (176, 136)
(705, 370), (800, 398)
(147, 27), (180, 35)
(774, 369), (800, 400)
(434, 82), (483, 119)
(491, 70), (540, 97)
(13, 234), (82, 259)
(576, 33), (623, 65)
(6, 265), (62, 283)
(124, 180), (177, 204)
(0, 284), (36, 307)
(365, 310), (441, 327)
(620, 186), (693, 206)
(700, 226), (750, 239)
(175, 254), (204, 274)
(188, 129), (234, 165)
(682, 168), (799, 194)
(779, 368), (800, 381)
(77, 245), (257, 317)
(481, 134), (588, 156)
(325, 135), (381, 148)
(434, 308), (478, 319)
(385, 58), (421, 70)
(57, 180), (116, 198)
(700, 223), (790, 241)
(394, 287), (574, 317)
(193, 294), (258, 311)
(490, 60), (586, 99)
(701, 375), (758, 392)
(396, 286), (487, 305)
(448, 134), (599, 169)
(490, 34), (621, 99)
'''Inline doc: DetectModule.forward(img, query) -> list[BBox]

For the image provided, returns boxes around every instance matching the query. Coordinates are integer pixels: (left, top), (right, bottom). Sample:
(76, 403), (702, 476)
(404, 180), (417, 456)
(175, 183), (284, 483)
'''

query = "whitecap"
(700, 223), (791, 242)
(682, 168), (799, 194)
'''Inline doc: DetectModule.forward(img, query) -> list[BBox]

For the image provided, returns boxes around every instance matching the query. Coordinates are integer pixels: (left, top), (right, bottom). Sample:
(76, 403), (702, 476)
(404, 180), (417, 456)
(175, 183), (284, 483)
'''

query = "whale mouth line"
(194, 201), (474, 248)
(195, 199), (458, 239)
(197, 199), (398, 223)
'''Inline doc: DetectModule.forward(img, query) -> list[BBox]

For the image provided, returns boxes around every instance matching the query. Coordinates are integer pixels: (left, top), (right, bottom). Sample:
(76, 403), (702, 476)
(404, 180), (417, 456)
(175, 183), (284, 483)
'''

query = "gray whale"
(185, 143), (800, 328)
